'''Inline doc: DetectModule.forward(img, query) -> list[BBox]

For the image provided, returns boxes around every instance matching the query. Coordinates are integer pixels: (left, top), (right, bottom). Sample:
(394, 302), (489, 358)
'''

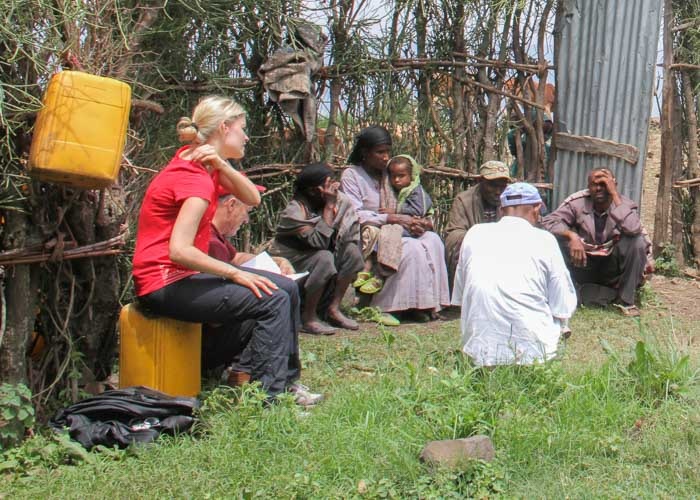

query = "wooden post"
(653, 0), (674, 256)
(683, 71), (700, 266)
(671, 77), (685, 264)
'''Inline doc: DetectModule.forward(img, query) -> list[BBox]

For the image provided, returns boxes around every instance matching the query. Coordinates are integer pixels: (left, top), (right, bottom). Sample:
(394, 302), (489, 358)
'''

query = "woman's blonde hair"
(176, 95), (246, 144)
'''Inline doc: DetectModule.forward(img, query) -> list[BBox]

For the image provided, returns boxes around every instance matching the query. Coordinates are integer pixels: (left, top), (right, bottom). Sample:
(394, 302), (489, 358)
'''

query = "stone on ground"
(419, 435), (495, 468)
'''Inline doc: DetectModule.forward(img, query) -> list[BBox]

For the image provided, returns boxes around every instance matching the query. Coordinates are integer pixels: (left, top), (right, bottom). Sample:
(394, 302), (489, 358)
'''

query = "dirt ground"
(642, 119), (700, 325)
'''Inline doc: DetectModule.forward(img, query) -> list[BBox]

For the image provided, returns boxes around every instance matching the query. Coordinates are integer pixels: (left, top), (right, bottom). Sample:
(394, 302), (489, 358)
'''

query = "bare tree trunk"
(415, 0), (430, 161)
(671, 82), (685, 264)
(476, 6), (505, 162)
(325, 0), (350, 162)
(325, 78), (343, 162)
(514, 118), (526, 178)
(450, 2), (467, 170)
(0, 212), (37, 384)
(534, 0), (554, 183)
(683, 71), (700, 266)
(683, 72), (699, 175)
(654, 0), (674, 256)
(512, 6), (538, 182)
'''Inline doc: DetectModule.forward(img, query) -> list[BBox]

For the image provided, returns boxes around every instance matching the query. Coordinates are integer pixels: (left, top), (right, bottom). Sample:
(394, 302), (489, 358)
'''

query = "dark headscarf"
(294, 162), (333, 194)
(347, 126), (393, 165)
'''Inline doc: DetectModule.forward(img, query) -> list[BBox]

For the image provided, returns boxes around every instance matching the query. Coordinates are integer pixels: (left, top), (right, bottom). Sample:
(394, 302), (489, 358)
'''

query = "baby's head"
(388, 157), (413, 190)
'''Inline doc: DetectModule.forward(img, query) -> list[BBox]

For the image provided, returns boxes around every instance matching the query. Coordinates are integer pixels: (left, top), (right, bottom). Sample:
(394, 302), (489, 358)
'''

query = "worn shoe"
(352, 271), (373, 288)
(226, 370), (251, 387)
(376, 313), (400, 327)
(221, 367), (251, 387)
(359, 276), (384, 295)
(287, 383), (324, 407)
(613, 303), (641, 317)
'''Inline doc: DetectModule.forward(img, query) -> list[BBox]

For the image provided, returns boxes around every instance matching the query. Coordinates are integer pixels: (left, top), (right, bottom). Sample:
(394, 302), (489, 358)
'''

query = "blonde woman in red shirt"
(132, 96), (321, 406)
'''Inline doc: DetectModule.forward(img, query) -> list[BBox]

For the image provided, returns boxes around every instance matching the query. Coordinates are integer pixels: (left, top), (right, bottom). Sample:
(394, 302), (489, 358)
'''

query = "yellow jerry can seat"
(119, 304), (201, 397)
(28, 71), (131, 189)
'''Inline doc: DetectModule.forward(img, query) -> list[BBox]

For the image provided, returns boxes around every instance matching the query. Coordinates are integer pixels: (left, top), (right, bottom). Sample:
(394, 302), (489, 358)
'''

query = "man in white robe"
(451, 182), (577, 366)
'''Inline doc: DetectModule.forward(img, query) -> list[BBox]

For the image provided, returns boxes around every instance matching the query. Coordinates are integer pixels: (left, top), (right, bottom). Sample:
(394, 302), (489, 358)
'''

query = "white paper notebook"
(241, 251), (309, 281)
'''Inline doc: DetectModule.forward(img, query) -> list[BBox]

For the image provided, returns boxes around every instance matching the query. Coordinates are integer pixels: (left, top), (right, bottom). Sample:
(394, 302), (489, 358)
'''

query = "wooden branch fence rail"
(0, 163), (555, 267)
(673, 177), (700, 188)
(0, 233), (126, 266)
(249, 163), (552, 191)
(159, 55), (556, 97)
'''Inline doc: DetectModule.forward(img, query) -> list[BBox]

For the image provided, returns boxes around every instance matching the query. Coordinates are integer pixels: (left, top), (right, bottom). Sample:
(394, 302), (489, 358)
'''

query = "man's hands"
(272, 256), (295, 275)
(591, 170), (621, 206)
(567, 231), (587, 267)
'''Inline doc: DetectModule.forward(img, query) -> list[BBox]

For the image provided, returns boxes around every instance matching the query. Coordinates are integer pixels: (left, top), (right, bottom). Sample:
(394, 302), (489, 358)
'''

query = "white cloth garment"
(451, 216), (577, 366)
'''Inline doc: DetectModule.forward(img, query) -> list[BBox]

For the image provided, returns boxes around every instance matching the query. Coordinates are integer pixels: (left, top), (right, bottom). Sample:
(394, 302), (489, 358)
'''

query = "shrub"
(0, 383), (34, 450)
(654, 244), (681, 277)
(625, 340), (697, 403)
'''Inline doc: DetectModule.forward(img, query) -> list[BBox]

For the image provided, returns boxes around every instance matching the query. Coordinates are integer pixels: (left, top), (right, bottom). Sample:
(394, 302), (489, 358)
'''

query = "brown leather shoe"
(226, 370), (251, 387)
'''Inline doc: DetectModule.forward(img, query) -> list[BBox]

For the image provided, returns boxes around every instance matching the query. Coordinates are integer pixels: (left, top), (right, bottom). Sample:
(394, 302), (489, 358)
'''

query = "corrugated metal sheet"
(553, 0), (662, 208)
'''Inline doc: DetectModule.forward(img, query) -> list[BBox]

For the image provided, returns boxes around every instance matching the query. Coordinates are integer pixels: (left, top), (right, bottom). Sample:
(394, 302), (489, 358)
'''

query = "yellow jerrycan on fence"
(119, 304), (201, 397)
(28, 71), (131, 189)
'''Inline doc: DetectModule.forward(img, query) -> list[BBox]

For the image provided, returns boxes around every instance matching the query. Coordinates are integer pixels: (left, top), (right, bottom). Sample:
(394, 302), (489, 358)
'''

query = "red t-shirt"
(132, 146), (220, 296)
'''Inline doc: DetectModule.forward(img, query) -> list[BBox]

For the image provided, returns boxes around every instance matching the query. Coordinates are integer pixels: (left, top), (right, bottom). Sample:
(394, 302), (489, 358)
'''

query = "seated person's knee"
(314, 250), (338, 277)
(620, 233), (648, 255)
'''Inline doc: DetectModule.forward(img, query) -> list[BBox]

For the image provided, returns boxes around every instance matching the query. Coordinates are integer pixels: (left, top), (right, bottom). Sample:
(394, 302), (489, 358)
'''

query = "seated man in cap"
(542, 167), (652, 317)
(452, 182), (577, 367)
(444, 161), (512, 290)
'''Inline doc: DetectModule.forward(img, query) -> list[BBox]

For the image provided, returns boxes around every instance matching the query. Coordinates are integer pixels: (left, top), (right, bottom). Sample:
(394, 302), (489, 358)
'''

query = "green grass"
(1, 297), (698, 499)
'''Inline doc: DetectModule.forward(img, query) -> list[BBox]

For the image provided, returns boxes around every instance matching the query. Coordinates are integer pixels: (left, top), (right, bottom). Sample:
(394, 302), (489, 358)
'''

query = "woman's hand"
(186, 144), (260, 206)
(416, 217), (433, 231)
(407, 216), (433, 236)
(228, 268), (278, 299)
(408, 217), (427, 237)
(378, 207), (395, 214)
(184, 144), (228, 171)
(386, 214), (413, 228)
(319, 177), (340, 205)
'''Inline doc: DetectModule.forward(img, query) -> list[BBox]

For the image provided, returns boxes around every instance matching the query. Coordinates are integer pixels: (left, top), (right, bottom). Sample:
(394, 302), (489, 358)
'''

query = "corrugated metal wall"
(553, 0), (662, 208)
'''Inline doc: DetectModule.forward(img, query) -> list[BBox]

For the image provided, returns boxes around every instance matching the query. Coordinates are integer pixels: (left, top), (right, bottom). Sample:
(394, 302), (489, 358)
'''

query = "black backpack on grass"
(49, 386), (199, 450)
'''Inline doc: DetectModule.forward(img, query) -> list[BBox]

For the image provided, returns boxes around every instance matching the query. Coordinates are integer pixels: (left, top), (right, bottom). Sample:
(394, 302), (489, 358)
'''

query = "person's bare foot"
(301, 321), (336, 335)
(429, 309), (446, 321)
(327, 309), (359, 330)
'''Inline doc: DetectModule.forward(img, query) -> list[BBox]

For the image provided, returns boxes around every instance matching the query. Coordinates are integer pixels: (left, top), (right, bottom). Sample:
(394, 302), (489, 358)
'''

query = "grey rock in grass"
(420, 435), (495, 468)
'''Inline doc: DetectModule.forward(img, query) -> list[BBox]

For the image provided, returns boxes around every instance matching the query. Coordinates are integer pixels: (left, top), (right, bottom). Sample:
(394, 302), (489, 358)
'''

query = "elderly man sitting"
(542, 167), (651, 317)
(202, 191), (322, 407)
(444, 160), (512, 289)
(452, 183), (577, 367)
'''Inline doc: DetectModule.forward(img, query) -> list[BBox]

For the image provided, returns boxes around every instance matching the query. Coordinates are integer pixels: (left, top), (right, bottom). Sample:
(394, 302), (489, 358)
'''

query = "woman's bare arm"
(183, 145), (261, 206)
(169, 197), (276, 297)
